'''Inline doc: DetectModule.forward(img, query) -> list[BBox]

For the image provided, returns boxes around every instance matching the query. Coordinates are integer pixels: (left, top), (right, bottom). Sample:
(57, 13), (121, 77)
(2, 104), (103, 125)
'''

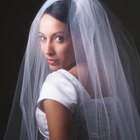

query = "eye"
(39, 34), (47, 42)
(55, 36), (64, 43)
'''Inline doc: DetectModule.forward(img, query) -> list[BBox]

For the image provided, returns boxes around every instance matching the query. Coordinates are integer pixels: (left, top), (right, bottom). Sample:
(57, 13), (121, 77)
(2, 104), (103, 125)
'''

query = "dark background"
(1, 0), (140, 139)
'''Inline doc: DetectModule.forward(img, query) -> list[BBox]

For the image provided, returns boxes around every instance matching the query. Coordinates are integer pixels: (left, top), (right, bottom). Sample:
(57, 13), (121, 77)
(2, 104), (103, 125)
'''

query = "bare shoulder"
(69, 64), (89, 81)
(69, 64), (94, 97)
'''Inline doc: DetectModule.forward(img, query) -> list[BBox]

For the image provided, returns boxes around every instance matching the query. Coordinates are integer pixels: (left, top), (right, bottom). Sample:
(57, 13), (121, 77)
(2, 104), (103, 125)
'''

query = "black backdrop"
(1, 0), (140, 139)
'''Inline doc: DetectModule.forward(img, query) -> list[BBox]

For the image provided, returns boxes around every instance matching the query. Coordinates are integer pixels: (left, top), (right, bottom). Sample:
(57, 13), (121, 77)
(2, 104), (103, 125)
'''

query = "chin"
(49, 65), (61, 72)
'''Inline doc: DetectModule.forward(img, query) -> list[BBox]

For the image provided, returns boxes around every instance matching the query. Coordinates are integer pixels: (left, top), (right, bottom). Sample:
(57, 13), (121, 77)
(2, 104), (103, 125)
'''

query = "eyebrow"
(39, 31), (65, 36)
(39, 31), (68, 38)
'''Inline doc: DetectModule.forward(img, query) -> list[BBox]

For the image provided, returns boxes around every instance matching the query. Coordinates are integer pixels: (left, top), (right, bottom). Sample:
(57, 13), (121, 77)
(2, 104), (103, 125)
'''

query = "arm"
(43, 99), (75, 140)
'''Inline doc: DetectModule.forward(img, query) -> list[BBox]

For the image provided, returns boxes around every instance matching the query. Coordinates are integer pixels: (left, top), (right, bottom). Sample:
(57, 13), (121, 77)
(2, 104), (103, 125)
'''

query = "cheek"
(63, 45), (75, 62)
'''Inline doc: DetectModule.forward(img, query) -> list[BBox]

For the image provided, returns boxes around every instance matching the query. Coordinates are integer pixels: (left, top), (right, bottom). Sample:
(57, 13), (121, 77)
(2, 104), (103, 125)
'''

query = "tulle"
(4, 0), (140, 140)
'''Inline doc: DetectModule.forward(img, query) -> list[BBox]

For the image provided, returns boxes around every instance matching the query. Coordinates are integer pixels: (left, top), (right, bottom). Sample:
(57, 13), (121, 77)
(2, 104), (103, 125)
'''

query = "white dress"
(35, 69), (89, 140)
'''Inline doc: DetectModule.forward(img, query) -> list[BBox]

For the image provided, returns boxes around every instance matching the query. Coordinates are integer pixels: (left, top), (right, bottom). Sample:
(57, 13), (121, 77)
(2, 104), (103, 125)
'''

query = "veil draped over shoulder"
(4, 0), (140, 140)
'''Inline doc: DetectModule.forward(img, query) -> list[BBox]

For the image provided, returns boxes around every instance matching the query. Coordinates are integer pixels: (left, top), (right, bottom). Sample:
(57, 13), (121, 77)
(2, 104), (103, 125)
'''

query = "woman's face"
(39, 14), (75, 71)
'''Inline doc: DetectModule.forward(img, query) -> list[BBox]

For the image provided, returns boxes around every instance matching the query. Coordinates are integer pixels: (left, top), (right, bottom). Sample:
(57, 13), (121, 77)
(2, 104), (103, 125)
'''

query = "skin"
(39, 14), (76, 71)
(39, 14), (76, 140)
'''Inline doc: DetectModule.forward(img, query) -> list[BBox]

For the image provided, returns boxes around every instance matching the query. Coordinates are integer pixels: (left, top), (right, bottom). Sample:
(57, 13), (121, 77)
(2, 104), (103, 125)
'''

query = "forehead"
(39, 14), (67, 34)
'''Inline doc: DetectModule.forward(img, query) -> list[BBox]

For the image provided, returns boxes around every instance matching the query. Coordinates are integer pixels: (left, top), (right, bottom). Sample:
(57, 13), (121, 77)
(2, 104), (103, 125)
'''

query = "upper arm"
(43, 99), (75, 140)
(37, 71), (78, 139)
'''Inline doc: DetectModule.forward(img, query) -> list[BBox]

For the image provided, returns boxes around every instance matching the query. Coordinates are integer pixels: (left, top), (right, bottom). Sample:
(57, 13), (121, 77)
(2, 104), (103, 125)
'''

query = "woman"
(4, 0), (140, 140)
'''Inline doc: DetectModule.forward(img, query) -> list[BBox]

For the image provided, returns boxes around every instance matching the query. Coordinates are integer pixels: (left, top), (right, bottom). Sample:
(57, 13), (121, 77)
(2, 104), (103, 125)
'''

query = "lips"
(47, 58), (58, 65)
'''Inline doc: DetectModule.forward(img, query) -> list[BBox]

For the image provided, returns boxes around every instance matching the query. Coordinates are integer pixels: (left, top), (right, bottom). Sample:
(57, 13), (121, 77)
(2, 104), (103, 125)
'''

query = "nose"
(43, 40), (55, 56)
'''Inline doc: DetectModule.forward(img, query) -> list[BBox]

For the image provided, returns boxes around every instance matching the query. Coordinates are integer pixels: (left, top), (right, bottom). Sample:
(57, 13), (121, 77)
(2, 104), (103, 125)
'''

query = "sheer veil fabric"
(4, 0), (140, 140)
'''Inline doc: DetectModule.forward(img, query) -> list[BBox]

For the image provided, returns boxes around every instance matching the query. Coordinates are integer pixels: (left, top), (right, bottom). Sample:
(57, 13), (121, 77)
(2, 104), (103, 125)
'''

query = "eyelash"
(39, 34), (65, 43)
(55, 36), (64, 43)
(39, 35), (47, 41)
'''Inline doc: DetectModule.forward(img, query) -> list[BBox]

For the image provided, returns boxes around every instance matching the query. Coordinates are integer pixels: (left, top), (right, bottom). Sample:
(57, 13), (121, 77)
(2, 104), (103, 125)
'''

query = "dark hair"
(44, 1), (69, 23)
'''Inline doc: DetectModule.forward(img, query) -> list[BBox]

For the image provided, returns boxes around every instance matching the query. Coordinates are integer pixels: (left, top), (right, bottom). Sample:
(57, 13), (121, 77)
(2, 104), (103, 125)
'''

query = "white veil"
(4, 0), (140, 140)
